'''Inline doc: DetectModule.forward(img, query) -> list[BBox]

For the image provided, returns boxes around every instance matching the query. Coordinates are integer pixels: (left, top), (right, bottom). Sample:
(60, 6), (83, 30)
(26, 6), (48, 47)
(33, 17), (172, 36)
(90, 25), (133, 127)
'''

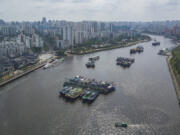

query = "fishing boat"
(117, 61), (130, 67)
(115, 122), (128, 128)
(130, 48), (136, 54)
(82, 91), (92, 102)
(158, 48), (169, 55)
(116, 57), (135, 67)
(43, 63), (52, 69)
(60, 86), (73, 96)
(87, 91), (99, 103)
(116, 57), (135, 63)
(130, 46), (144, 54)
(152, 41), (160, 46)
(80, 89), (89, 98)
(106, 85), (116, 93)
(65, 88), (83, 100)
(86, 61), (95, 68)
(136, 46), (144, 52)
(89, 56), (100, 61)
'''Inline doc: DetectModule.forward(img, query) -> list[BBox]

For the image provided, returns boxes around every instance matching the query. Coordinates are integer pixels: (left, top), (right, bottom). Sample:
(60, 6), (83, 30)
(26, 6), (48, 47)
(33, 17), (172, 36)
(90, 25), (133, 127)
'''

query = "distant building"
(42, 17), (47, 24)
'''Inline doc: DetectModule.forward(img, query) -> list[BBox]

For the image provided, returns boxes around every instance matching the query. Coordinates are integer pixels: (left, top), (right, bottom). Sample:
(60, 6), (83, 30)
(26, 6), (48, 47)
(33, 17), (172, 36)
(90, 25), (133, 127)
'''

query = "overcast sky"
(0, 0), (180, 22)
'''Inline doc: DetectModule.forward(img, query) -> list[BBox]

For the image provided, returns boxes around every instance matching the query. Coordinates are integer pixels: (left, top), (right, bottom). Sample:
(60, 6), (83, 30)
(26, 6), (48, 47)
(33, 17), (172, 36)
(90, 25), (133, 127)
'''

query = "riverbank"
(167, 46), (180, 104)
(71, 38), (151, 55)
(0, 56), (66, 87)
(0, 62), (46, 87)
(0, 52), (64, 87)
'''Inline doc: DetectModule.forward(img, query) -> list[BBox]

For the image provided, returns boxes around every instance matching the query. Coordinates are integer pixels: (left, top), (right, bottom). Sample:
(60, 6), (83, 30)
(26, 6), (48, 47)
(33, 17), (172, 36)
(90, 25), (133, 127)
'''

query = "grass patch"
(171, 46), (180, 85)
(170, 46), (180, 104)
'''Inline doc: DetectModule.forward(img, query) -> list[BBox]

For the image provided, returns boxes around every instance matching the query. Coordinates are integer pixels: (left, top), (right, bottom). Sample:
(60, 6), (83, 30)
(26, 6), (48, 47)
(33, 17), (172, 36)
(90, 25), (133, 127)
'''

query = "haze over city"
(1, 0), (180, 21)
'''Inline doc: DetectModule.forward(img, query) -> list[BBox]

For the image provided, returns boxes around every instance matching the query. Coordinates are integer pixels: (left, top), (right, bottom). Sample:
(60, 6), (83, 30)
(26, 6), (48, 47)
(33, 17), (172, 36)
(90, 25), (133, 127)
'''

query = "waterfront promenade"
(0, 62), (46, 87)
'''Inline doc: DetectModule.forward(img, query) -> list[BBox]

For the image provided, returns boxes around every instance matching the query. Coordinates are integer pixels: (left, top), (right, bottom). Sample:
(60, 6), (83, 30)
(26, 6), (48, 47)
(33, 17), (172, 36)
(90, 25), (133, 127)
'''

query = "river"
(0, 35), (180, 135)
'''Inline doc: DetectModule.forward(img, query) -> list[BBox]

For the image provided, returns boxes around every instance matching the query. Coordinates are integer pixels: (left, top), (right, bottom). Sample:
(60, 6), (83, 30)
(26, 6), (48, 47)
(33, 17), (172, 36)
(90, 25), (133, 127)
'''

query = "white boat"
(158, 48), (169, 55)
(52, 59), (58, 64)
(43, 63), (52, 69)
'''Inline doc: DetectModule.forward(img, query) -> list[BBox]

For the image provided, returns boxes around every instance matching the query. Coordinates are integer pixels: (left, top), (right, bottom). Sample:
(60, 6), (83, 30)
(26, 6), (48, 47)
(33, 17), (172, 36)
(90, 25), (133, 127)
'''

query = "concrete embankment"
(0, 63), (45, 87)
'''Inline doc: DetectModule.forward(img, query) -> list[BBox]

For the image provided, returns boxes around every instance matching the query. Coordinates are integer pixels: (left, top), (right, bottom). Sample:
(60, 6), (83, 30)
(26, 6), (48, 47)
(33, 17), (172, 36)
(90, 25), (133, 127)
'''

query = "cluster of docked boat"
(86, 56), (100, 68)
(116, 57), (135, 67)
(60, 87), (99, 103)
(59, 76), (115, 103)
(130, 46), (144, 54)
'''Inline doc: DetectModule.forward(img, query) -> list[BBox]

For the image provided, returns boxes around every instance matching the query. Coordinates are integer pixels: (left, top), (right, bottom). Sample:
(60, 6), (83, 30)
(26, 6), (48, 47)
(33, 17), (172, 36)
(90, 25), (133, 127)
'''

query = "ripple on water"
(77, 100), (174, 135)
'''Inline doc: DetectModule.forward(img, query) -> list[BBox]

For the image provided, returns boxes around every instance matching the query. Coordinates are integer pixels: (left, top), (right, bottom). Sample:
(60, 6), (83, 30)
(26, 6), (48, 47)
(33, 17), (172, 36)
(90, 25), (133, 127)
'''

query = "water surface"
(0, 35), (180, 135)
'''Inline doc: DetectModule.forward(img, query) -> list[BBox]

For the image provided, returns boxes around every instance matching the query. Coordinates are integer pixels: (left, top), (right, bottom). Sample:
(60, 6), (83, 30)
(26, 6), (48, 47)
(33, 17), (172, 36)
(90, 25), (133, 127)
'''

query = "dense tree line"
(172, 46), (180, 75)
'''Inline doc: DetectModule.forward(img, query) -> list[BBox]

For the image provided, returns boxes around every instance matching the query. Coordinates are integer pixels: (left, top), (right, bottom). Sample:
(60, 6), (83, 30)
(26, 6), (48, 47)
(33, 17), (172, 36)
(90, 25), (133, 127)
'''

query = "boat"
(136, 46), (144, 52)
(158, 48), (169, 55)
(43, 63), (52, 69)
(89, 56), (100, 61)
(116, 57), (135, 67)
(59, 86), (72, 96)
(130, 48), (136, 54)
(116, 57), (135, 63)
(65, 88), (83, 100)
(105, 85), (115, 93)
(130, 46), (144, 54)
(152, 41), (160, 46)
(115, 122), (128, 128)
(87, 91), (99, 103)
(86, 61), (95, 68)
(80, 89), (90, 98)
(82, 91), (92, 102)
(117, 61), (131, 67)
(53, 59), (58, 63)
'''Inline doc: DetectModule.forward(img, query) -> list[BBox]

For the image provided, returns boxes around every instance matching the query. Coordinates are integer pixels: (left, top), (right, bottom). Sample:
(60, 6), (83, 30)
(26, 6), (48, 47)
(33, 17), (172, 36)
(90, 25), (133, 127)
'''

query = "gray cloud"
(0, 0), (180, 21)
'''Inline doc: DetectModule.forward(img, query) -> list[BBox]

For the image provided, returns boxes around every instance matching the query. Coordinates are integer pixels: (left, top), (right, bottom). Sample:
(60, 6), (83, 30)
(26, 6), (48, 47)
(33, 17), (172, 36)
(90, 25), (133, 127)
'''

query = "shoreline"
(0, 57), (65, 87)
(0, 62), (46, 87)
(70, 39), (150, 55)
(167, 54), (180, 104)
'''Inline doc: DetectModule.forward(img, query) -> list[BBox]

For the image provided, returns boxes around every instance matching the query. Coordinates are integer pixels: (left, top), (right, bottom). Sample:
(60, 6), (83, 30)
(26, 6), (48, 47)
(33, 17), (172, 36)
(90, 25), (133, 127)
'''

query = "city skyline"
(1, 0), (180, 22)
